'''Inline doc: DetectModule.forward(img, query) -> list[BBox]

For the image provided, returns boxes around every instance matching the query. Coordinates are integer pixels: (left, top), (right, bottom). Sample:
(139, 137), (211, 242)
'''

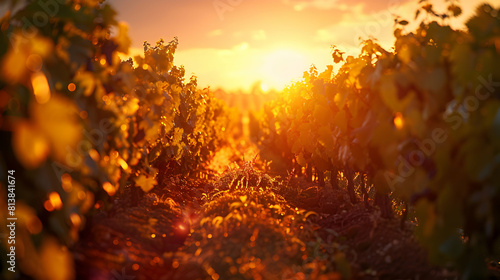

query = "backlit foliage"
(0, 0), (499, 279)
(0, 1), (233, 278)
(251, 2), (500, 277)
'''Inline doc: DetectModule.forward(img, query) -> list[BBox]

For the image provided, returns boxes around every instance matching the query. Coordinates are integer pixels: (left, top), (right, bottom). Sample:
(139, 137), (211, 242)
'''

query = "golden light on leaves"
(103, 182), (116, 196)
(31, 72), (51, 104)
(394, 112), (404, 130)
(12, 121), (49, 169)
(124, 97), (140, 115)
(31, 94), (82, 164)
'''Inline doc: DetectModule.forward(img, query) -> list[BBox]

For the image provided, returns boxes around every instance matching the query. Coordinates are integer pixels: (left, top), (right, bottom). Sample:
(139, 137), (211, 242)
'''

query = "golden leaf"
(123, 97), (139, 115)
(134, 174), (157, 192)
(1, 49), (27, 83)
(115, 22), (132, 54)
(30, 94), (82, 165)
(74, 72), (96, 96)
(12, 121), (49, 169)
(379, 75), (399, 111)
(39, 237), (75, 280)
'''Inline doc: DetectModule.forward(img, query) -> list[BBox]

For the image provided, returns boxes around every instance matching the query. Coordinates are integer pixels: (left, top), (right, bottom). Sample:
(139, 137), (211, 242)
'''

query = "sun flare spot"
(261, 49), (308, 90)
(260, 83), (269, 92)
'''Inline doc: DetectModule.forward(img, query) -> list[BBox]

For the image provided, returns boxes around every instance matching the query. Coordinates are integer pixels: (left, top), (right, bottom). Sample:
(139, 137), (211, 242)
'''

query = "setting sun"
(261, 49), (309, 90)
(260, 83), (269, 92)
(107, 0), (487, 92)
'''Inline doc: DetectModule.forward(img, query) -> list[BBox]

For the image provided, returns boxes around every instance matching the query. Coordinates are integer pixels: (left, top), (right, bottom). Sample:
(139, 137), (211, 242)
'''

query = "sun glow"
(261, 49), (309, 90)
(260, 83), (269, 92)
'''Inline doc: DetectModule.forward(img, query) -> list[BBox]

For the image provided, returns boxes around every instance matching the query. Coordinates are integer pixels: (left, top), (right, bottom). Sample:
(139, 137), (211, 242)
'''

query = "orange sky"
(108, 0), (496, 91)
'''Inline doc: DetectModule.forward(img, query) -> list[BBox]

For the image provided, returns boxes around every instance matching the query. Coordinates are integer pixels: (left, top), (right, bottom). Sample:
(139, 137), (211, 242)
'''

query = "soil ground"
(74, 137), (459, 280)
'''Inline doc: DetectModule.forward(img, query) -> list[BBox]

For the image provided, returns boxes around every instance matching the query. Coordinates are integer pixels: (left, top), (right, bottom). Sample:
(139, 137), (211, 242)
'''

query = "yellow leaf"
(239, 195), (247, 203)
(398, 44), (412, 64)
(317, 125), (334, 148)
(333, 109), (347, 134)
(296, 153), (306, 167)
(1, 49), (27, 83)
(144, 122), (160, 142)
(115, 22), (132, 54)
(31, 94), (82, 165)
(123, 97), (139, 115)
(313, 103), (330, 123)
(39, 237), (74, 280)
(30, 36), (53, 57)
(74, 72), (96, 96)
(12, 121), (49, 169)
(134, 174), (157, 192)
(379, 75), (399, 111)
(171, 127), (184, 146)
(298, 123), (314, 153)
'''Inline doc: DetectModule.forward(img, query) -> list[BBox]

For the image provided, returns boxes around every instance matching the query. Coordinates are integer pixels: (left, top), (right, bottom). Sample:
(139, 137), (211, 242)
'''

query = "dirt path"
(74, 138), (457, 280)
